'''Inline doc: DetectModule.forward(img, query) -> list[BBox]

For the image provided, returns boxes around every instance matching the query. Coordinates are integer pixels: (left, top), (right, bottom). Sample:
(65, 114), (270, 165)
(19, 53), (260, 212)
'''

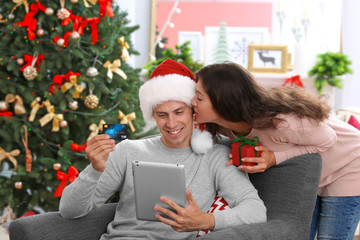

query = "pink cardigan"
(226, 114), (360, 197)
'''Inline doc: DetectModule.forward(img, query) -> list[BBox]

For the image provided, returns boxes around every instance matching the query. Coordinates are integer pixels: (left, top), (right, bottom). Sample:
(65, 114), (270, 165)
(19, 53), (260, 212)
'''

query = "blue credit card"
(103, 124), (128, 142)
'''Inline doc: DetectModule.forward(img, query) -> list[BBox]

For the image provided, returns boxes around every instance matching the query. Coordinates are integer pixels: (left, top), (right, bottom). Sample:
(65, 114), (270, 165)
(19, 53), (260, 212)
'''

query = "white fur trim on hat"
(139, 73), (196, 121)
(191, 128), (214, 154)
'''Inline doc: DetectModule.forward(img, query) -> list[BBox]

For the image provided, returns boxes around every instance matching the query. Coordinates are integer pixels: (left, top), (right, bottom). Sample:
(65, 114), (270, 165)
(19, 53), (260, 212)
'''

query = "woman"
(190, 62), (360, 240)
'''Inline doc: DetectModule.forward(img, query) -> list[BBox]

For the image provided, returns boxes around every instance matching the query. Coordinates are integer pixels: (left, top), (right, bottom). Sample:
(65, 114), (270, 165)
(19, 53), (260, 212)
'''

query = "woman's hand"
(154, 190), (215, 232)
(227, 146), (276, 173)
(84, 134), (116, 172)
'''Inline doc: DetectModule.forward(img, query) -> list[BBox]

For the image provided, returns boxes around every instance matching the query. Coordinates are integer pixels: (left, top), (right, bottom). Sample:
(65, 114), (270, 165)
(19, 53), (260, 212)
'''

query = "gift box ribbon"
(233, 134), (260, 159)
(54, 166), (79, 197)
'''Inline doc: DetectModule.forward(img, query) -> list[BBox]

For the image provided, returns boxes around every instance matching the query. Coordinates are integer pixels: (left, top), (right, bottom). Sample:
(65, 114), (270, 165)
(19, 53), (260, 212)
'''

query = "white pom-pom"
(191, 129), (213, 154)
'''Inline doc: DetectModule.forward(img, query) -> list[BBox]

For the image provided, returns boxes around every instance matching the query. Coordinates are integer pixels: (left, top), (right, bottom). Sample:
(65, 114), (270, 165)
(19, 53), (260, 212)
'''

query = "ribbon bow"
(49, 71), (81, 93)
(20, 54), (44, 72)
(233, 134), (260, 158)
(98, 0), (114, 17)
(83, 0), (97, 8)
(5, 94), (26, 115)
(0, 112), (13, 118)
(118, 110), (136, 132)
(39, 100), (64, 132)
(282, 75), (303, 88)
(117, 36), (130, 61)
(13, 0), (29, 13)
(103, 59), (127, 80)
(29, 98), (41, 121)
(54, 166), (79, 197)
(78, 17), (100, 45)
(61, 75), (85, 98)
(0, 147), (19, 171)
(13, 2), (47, 40)
(88, 120), (106, 140)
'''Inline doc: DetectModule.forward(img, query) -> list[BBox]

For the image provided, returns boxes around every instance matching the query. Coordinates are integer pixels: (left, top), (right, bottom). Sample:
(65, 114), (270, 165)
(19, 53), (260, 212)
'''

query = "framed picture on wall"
(205, 27), (269, 68)
(247, 44), (288, 74)
(178, 31), (204, 62)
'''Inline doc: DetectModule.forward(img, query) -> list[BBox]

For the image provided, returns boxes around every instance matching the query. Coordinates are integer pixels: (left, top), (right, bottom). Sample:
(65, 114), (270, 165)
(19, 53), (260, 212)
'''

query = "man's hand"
(154, 190), (215, 232)
(84, 134), (115, 172)
(227, 146), (276, 173)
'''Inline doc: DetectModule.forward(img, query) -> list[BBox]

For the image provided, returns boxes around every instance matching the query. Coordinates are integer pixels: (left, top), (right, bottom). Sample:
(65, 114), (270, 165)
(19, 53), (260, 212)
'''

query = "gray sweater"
(59, 136), (266, 239)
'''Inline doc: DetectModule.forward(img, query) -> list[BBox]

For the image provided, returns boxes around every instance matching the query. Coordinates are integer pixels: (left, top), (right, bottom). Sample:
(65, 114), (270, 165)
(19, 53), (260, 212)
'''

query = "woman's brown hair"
(195, 62), (331, 137)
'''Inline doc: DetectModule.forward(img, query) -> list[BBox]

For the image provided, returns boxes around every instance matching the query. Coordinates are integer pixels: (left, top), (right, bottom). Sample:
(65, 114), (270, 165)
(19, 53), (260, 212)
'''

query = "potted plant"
(308, 52), (353, 94)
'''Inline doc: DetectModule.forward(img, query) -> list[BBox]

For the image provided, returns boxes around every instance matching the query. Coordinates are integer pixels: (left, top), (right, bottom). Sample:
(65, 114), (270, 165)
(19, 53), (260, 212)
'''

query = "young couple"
(60, 59), (360, 240)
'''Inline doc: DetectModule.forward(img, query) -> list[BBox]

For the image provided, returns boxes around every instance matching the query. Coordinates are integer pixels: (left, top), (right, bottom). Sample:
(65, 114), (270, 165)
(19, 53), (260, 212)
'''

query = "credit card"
(102, 124), (128, 142)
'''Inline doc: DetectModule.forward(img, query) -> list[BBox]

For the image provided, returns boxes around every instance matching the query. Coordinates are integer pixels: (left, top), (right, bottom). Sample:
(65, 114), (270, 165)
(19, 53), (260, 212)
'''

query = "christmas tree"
(213, 21), (232, 63)
(0, 0), (147, 217)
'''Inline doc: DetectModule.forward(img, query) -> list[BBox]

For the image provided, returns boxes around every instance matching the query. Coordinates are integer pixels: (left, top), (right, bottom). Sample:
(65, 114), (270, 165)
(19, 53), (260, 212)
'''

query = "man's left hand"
(154, 190), (215, 232)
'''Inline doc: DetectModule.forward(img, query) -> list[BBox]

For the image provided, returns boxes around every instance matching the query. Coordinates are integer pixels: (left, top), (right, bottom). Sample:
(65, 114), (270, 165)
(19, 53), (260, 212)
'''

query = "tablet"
(132, 160), (186, 221)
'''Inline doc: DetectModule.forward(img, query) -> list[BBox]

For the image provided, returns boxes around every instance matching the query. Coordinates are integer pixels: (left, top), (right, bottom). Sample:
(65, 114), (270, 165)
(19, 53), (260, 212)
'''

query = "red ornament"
(70, 143), (87, 152)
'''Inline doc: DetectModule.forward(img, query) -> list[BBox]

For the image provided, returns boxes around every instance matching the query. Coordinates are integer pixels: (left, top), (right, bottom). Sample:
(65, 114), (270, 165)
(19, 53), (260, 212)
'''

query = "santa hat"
(139, 59), (213, 154)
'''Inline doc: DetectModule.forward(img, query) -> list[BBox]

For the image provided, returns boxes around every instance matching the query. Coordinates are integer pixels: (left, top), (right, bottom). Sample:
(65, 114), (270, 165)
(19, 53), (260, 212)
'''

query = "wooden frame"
(247, 44), (288, 73)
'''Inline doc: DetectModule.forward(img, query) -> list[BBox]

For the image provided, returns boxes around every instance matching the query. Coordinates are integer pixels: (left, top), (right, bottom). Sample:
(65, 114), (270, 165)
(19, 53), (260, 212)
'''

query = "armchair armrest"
(9, 203), (117, 240)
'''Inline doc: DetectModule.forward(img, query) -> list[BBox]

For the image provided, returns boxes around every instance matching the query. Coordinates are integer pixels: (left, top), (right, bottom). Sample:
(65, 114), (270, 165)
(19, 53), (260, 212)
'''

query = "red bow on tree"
(282, 75), (304, 88)
(78, 17), (101, 45)
(0, 111), (13, 118)
(13, 2), (47, 41)
(70, 143), (87, 152)
(20, 54), (44, 72)
(98, 0), (114, 17)
(54, 166), (79, 197)
(61, 10), (84, 31)
(49, 71), (81, 93)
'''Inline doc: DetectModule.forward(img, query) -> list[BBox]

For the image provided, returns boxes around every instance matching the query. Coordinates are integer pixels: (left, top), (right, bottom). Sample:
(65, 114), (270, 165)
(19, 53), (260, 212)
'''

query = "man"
(59, 59), (266, 239)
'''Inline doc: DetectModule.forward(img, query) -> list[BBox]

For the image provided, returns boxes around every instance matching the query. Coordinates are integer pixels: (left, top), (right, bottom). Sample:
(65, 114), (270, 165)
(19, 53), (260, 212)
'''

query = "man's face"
(153, 101), (193, 149)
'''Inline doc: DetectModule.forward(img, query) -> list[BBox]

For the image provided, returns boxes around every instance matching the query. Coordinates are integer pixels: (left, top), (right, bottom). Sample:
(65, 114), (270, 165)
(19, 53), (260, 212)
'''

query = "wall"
(156, 1), (273, 50)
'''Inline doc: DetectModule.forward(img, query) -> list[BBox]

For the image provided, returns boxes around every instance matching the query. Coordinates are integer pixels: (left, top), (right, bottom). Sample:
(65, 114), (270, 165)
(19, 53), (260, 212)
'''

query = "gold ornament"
(84, 94), (99, 109)
(53, 163), (61, 171)
(70, 0), (78, 3)
(88, 120), (106, 140)
(103, 59), (127, 80)
(57, 0), (70, 20)
(56, 38), (65, 47)
(0, 101), (8, 111)
(36, 28), (45, 37)
(118, 110), (136, 132)
(60, 120), (68, 128)
(68, 100), (78, 110)
(39, 100), (64, 132)
(70, 31), (80, 40)
(86, 67), (99, 77)
(61, 75), (85, 99)
(23, 66), (38, 80)
(5, 94), (26, 115)
(14, 181), (23, 189)
(0, 147), (19, 171)
(45, 7), (54, 15)
(16, 58), (24, 65)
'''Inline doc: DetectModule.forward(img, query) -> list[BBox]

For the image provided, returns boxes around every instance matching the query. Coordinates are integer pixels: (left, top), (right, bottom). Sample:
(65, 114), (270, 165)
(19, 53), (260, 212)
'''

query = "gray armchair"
(10, 153), (321, 240)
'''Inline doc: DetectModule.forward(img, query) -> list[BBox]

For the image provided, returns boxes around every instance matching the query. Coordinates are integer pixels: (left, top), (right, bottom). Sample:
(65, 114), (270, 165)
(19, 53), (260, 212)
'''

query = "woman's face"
(191, 78), (221, 124)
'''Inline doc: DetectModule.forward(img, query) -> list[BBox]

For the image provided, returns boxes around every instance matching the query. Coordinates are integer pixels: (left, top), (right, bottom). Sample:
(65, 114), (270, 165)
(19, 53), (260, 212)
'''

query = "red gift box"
(231, 135), (262, 167)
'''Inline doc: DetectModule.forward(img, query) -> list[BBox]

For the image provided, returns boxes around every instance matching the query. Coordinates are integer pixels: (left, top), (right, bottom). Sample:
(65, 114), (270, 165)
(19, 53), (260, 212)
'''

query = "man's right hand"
(85, 134), (116, 172)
